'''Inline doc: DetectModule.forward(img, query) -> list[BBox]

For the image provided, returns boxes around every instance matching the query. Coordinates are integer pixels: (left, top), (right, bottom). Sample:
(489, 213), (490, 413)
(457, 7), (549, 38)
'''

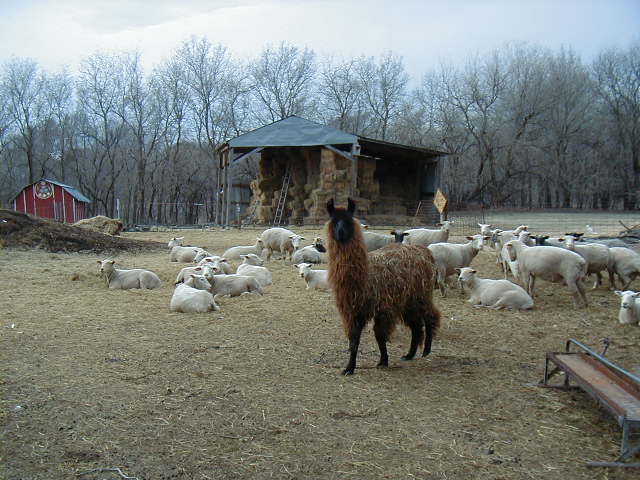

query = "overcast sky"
(1, 0), (638, 81)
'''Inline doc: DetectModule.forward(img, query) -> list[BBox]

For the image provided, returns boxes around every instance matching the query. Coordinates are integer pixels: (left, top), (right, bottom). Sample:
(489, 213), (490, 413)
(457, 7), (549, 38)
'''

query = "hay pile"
(72, 215), (124, 235)
(0, 209), (164, 253)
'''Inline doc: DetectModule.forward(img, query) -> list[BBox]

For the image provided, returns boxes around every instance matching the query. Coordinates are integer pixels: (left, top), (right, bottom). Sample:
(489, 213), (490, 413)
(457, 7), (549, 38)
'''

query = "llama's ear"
(347, 198), (356, 215)
(326, 198), (335, 215)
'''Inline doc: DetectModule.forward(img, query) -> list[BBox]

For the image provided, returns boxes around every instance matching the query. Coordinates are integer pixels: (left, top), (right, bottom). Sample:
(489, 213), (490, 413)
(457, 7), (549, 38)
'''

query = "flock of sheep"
(96, 219), (640, 326)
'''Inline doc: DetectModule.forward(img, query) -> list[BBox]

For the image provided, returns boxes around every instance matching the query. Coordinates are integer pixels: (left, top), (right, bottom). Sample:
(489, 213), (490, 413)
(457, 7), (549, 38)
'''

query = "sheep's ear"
(293, 264), (299, 268)
(471, 269), (477, 274)
(633, 292), (640, 298)
(96, 260), (102, 264)
(109, 260), (115, 264)
(195, 267), (202, 271)
(454, 268), (461, 274)
(465, 236), (473, 240)
(483, 236), (491, 240)
(300, 236), (305, 240)
(614, 290), (624, 297)
(558, 237), (565, 242)
(362, 224), (369, 229)
(326, 198), (335, 215)
(403, 232), (409, 237)
(220, 257), (228, 262)
(347, 197), (356, 215)
(390, 230), (396, 235)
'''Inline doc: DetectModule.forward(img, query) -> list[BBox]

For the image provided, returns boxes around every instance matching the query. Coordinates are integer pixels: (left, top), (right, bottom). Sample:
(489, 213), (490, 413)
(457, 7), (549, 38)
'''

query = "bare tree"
(592, 43), (640, 209)
(317, 57), (365, 132)
(42, 68), (74, 182)
(2, 58), (47, 184)
(249, 42), (316, 123)
(355, 52), (409, 140)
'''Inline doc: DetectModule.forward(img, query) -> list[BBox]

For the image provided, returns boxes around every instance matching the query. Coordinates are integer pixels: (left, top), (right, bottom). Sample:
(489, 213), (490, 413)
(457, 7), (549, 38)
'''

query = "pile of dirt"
(0, 209), (165, 253)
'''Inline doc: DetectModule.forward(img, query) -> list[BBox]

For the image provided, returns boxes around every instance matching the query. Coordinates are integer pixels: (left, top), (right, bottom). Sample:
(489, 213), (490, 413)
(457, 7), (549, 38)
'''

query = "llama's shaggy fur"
(326, 198), (441, 375)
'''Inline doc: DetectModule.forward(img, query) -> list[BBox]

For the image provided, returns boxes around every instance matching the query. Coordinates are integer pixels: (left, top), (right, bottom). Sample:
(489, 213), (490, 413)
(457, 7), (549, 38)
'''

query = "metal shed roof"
(14, 178), (92, 203)
(225, 116), (358, 149)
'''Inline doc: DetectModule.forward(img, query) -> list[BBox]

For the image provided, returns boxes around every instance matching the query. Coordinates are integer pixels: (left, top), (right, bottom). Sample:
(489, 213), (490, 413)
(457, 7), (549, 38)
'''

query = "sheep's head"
(193, 249), (211, 263)
(186, 274), (211, 290)
(456, 267), (476, 284)
(326, 198), (357, 244)
(97, 259), (116, 274)
(288, 234), (305, 251)
(168, 237), (184, 248)
(294, 263), (311, 277)
(390, 230), (409, 243)
(615, 290), (640, 324)
(465, 234), (485, 251)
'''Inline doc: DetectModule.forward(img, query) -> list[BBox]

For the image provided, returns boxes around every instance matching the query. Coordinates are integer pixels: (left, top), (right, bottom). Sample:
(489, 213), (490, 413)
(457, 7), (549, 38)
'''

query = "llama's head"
(326, 198), (357, 243)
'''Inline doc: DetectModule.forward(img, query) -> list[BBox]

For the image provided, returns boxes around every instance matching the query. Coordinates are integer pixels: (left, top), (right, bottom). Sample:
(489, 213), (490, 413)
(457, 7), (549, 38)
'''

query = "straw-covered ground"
(1, 220), (639, 480)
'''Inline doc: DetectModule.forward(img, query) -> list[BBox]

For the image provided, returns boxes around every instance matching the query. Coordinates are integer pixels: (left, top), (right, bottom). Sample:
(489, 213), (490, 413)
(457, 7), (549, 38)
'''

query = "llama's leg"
(343, 314), (367, 375)
(422, 307), (440, 357)
(373, 314), (391, 368)
(401, 310), (424, 361)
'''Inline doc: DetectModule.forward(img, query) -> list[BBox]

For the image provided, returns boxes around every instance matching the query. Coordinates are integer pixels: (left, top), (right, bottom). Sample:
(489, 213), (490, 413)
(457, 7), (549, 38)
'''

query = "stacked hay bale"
(72, 216), (124, 235)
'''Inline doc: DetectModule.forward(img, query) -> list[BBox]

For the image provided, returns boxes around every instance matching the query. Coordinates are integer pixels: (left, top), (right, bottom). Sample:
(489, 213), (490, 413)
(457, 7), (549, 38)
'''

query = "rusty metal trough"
(542, 338), (640, 467)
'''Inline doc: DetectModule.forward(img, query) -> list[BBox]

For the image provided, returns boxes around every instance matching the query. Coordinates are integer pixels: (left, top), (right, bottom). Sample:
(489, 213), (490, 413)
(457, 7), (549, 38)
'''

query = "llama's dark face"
(327, 198), (356, 244)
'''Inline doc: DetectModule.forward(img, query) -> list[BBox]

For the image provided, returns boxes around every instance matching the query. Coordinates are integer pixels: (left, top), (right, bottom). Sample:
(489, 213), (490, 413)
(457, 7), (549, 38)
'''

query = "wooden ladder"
(272, 163), (292, 226)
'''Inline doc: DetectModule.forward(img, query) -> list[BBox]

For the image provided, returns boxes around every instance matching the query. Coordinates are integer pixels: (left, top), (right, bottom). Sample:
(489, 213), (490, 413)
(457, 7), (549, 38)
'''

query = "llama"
(326, 198), (441, 375)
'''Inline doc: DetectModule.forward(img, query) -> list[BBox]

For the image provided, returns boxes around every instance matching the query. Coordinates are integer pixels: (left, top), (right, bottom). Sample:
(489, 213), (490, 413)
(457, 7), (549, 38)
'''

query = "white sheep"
(564, 235), (610, 289)
(614, 290), (640, 325)
(174, 265), (206, 284)
(403, 221), (453, 247)
(361, 229), (407, 252)
(608, 247), (640, 290)
(500, 231), (533, 279)
(97, 260), (162, 290)
(294, 263), (330, 291)
(236, 255), (273, 287)
(456, 267), (534, 310)
(222, 238), (265, 261)
(427, 234), (487, 297)
(292, 239), (327, 264)
(202, 265), (264, 298)
(197, 255), (233, 274)
(259, 227), (305, 261)
(170, 274), (220, 313)
(170, 245), (205, 263)
(505, 240), (588, 307)
(193, 250), (214, 263)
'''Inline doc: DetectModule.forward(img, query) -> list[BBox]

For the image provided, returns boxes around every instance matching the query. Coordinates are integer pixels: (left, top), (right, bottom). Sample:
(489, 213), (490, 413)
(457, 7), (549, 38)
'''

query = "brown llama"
(326, 198), (441, 375)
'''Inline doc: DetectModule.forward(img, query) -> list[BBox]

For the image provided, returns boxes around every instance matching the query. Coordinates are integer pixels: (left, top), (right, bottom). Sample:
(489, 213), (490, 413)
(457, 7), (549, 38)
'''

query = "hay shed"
(217, 116), (446, 225)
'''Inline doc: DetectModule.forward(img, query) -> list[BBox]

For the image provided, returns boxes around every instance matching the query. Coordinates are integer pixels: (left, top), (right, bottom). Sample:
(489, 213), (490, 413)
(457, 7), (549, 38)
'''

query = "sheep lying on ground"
(403, 221), (453, 247)
(294, 263), (330, 291)
(505, 240), (588, 307)
(259, 227), (304, 261)
(175, 265), (205, 284)
(292, 237), (327, 264)
(457, 267), (534, 310)
(168, 237), (205, 262)
(608, 247), (640, 290)
(197, 255), (233, 274)
(236, 254), (273, 287)
(222, 238), (265, 261)
(614, 290), (640, 325)
(564, 234), (610, 289)
(170, 274), (219, 312)
(202, 265), (263, 298)
(97, 259), (162, 289)
(427, 234), (487, 297)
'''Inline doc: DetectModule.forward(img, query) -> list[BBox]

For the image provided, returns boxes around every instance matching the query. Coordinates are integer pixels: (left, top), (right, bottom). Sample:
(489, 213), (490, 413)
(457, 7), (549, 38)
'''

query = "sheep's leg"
(608, 269), (617, 290)
(401, 310), (424, 361)
(343, 314), (367, 375)
(437, 270), (447, 297)
(591, 272), (602, 290)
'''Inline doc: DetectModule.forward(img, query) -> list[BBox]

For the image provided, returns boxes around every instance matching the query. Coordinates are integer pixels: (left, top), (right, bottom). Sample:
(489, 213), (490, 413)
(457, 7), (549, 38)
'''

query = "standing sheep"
(97, 260), (162, 290)
(402, 221), (453, 247)
(259, 227), (304, 261)
(563, 235), (610, 289)
(456, 267), (534, 310)
(505, 240), (588, 307)
(326, 198), (441, 375)
(608, 247), (640, 290)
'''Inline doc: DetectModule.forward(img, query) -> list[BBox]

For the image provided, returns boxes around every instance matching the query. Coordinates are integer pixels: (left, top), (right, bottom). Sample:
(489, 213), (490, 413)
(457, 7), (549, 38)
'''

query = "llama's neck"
(327, 223), (369, 296)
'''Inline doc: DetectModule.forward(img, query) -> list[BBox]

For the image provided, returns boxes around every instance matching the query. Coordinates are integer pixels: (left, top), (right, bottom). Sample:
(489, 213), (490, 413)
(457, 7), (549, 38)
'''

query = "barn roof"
(14, 179), (91, 203)
(219, 115), (447, 161)
(224, 116), (358, 149)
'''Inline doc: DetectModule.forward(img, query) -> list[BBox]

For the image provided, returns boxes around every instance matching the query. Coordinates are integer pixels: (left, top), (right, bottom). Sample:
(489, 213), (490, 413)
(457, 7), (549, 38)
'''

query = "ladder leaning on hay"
(541, 338), (640, 467)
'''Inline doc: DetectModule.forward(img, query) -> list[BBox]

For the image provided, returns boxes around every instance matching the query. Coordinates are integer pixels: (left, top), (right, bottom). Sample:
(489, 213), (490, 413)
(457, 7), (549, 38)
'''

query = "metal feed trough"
(542, 338), (640, 467)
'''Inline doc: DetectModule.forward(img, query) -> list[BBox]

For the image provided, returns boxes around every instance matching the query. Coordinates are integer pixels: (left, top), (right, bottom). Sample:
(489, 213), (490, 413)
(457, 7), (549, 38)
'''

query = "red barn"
(12, 179), (91, 223)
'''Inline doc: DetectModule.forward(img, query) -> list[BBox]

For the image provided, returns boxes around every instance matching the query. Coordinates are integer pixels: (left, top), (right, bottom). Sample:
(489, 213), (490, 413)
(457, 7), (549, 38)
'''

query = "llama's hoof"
(342, 367), (355, 375)
(376, 362), (389, 368)
(400, 355), (415, 361)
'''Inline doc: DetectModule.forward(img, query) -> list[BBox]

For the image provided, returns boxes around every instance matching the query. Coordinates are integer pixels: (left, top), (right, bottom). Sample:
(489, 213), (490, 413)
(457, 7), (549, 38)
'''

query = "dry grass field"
(2, 224), (639, 480)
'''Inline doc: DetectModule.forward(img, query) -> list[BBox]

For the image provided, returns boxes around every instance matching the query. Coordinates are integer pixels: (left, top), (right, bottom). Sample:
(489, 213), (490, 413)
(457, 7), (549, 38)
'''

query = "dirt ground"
(1, 222), (639, 480)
